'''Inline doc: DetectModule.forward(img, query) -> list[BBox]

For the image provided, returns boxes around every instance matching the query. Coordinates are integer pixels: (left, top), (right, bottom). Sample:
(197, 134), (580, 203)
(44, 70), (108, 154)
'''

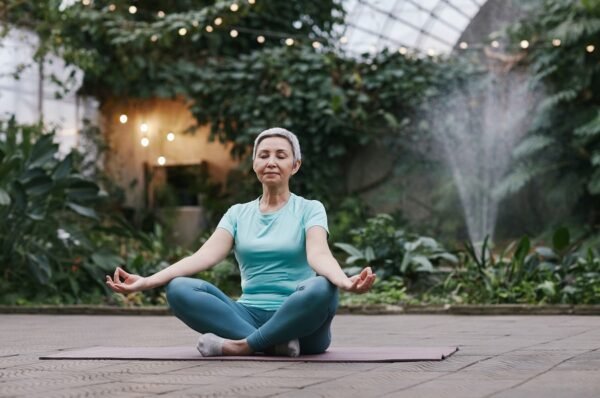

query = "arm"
(306, 226), (375, 293)
(106, 228), (234, 293)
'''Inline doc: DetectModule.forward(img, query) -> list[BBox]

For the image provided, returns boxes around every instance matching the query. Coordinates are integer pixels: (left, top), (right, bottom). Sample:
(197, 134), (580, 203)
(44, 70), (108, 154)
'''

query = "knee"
(301, 276), (338, 308)
(165, 277), (191, 306)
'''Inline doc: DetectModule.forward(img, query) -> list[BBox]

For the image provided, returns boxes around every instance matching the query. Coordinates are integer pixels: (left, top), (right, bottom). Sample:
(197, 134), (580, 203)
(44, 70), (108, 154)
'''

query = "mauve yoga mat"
(40, 346), (458, 363)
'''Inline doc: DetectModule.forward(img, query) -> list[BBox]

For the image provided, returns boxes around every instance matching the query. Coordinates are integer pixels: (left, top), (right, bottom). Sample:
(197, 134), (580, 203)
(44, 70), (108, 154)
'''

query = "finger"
(114, 267), (121, 284)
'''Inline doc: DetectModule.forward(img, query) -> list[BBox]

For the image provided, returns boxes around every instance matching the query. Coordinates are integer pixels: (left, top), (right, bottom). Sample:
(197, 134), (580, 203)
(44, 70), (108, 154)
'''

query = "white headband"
(252, 127), (302, 163)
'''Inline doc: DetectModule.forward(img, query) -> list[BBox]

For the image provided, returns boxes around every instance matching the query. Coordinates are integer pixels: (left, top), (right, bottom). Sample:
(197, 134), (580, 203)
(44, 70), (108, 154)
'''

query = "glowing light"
(230, 3), (239, 12)
(459, 41), (468, 50)
(340, 36), (348, 44)
(206, 25), (214, 32)
(520, 40), (529, 49)
(312, 41), (321, 49)
(230, 29), (238, 38)
(491, 40), (499, 48)
(157, 156), (166, 165)
(157, 11), (165, 18)
(427, 48), (437, 56)
(192, 20), (199, 27)
(399, 47), (407, 55)
(285, 38), (294, 46)
(257, 36), (265, 44)
(108, 4), (116, 11)
(151, 34), (158, 42)
(214, 17), (223, 25)
(128, 5), (137, 14)
(248, 0), (255, 4)
(82, 0), (90, 5)
(119, 114), (128, 124)
(141, 137), (150, 147)
(167, 132), (175, 141)
(140, 123), (148, 133)
(586, 44), (595, 53)
(552, 39), (561, 47)
(179, 28), (187, 36)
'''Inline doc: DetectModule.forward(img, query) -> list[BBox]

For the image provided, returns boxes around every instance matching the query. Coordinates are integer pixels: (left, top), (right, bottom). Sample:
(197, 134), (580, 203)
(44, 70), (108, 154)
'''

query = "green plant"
(334, 214), (457, 288)
(339, 276), (409, 306)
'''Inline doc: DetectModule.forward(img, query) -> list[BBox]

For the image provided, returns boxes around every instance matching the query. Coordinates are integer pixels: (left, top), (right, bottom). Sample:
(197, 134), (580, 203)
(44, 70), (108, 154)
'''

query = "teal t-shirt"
(216, 193), (328, 311)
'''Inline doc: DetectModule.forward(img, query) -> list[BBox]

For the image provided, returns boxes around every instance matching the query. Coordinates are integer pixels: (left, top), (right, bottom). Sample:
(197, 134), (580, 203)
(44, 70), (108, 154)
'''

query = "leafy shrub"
(334, 214), (457, 289)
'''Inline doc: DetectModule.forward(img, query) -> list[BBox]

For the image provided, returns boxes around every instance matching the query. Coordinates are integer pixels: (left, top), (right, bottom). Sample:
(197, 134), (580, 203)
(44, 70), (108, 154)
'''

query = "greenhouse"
(0, 0), (599, 396)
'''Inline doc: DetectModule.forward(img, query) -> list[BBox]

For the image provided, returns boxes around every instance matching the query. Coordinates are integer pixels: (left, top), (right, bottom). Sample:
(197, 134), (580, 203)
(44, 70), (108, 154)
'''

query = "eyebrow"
(258, 149), (289, 153)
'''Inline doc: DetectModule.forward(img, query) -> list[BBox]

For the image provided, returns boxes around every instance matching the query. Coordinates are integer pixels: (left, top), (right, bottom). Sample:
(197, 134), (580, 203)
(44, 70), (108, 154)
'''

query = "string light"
(491, 40), (499, 48)
(399, 47), (408, 55)
(128, 5), (137, 14)
(285, 38), (294, 46)
(520, 40), (529, 49)
(157, 156), (166, 165)
(230, 3), (239, 12)
(192, 20), (199, 27)
(119, 114), (128, 124)
(248, 0), (255, 4)
(82, 0), (91, 5)
(140, 123), (148, 133)
(179, 28), (187, 36)
(230, 29), (238, 38)
(167, 132), (175, 141)
(427, 48), (437, 56)
(552, 39), (561, 47)
(214, 17), (223, 26)
(141, 137), (149, 147)
(206, 25), (214, 33)
(151, 34), (158, 42)
(312, 41), (321, 49)
(340, 36), (348, 44)
(459, 41), (468, 49)
(157, 11), (165, 18)
(108, 4), (116, 11)
(257, 35), (265, 44)
(586, 44), (595, 53)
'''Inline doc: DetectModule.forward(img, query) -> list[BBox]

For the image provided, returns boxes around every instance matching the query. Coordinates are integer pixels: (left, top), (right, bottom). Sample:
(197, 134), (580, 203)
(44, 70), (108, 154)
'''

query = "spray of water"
(429, 62), (536, 243)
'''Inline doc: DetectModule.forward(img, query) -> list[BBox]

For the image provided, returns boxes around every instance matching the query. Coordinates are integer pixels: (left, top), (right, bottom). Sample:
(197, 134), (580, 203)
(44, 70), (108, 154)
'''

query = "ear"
(291, 160), (301, 175)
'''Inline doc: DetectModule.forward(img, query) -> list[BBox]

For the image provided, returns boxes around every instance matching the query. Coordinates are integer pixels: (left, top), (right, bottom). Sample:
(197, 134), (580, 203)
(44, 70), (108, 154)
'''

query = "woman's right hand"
(105, 267), (149, 294)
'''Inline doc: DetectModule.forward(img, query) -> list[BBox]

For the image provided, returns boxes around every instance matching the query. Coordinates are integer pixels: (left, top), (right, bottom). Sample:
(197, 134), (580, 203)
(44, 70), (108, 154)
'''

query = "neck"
(260, 187), (291, 207)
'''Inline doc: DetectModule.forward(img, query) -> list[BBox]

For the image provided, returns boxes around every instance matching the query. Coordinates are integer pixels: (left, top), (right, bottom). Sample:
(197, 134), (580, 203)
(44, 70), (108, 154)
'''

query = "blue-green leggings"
(165, 276), (339, 355)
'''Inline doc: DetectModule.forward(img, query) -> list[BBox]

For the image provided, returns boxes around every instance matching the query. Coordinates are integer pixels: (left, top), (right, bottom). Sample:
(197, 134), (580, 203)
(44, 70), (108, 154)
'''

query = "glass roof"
(341, 0), (486, 55)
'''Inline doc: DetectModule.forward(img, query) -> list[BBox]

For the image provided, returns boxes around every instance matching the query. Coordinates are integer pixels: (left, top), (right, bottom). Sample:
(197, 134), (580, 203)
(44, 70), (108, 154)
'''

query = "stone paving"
(0, 314), (599, 397)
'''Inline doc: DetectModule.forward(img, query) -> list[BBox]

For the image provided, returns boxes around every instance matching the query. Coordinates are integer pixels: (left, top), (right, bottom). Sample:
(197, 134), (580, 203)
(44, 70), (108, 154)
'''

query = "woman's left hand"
(342, 266), (376, 294)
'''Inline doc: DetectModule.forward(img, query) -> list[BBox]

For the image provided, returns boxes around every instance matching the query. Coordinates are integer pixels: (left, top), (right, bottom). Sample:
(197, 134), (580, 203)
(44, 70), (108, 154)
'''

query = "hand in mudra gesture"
(343, 266), (376, 294)
(105, 267), (148, 294)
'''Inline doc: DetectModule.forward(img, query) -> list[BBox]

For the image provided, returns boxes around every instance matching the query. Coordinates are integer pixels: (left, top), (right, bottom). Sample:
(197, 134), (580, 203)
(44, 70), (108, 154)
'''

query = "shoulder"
(225, 198), (257, 216)
(291, 194), (327, 214)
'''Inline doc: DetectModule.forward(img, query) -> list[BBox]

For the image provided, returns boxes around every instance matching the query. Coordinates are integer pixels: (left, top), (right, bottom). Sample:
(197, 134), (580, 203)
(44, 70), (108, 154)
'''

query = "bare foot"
(222, 339), (253, 356)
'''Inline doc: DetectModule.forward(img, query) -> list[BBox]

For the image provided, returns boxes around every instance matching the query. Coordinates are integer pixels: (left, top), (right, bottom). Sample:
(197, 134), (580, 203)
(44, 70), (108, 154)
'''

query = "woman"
(106, 127), (376, 357)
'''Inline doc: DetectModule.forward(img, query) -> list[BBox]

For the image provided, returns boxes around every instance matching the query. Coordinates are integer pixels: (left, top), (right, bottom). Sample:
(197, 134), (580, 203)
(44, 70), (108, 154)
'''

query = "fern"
(513, 135), (555, 159)
(574, 110), (600, 138)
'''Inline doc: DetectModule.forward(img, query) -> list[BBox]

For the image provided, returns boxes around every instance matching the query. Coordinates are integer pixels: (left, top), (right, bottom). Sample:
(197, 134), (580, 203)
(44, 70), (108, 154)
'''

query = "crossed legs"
(166, 276), (339, 356)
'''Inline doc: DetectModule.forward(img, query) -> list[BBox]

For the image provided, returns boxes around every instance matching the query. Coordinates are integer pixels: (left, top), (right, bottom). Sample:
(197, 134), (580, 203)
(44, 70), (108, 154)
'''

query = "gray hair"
(252, 127), (302, 163)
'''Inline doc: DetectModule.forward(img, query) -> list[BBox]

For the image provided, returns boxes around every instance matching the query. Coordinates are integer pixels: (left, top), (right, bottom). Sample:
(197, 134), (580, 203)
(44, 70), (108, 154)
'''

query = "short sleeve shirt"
(217, 193), (328, 310)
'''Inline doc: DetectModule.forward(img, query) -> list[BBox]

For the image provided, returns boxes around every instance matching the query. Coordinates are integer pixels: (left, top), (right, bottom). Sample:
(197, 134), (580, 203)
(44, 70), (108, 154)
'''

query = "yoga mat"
(40, 346), (458, 363)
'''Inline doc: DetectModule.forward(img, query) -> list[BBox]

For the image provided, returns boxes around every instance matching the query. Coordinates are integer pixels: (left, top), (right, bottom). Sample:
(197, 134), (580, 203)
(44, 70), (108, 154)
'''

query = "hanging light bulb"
(520, 40), (530, 49)
(206, 25), (214, 33)
(230, 29), (238, 38)
(427, 48), (437, 56)
(151, 34), (158, 42)
(230, 3), (239, 12)
(119, 114), (128, 124)
(140, 123), (148, 133)
(399, 47), (407, 55)
(491, 40), (499, 48)
(128, 5), (137, 14)
(586, 45), (595, 53)
(459, 41), (468, 50)
(312, 41), (322, 49)
(108, 4), (116, 11)
(192, 20), (199, 27)
(157, 11), (165, 18)
(552, 39), (561, 47)
(167, 132), (175, 141)
(82, 0), (91, 5)
(157, 156), (166, 165)
(257, 36), (265, 44)
(214, 17), (223, 26)
(285, 38), (294, 46)
(141, 137), (150, 147)
(340, 36), (348, 44)
(248, 0), (255, 4)
(179, 28), (187, 36)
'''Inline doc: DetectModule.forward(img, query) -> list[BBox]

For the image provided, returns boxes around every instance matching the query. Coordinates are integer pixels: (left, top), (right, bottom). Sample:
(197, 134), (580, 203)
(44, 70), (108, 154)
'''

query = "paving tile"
(492, 370), (600, 398)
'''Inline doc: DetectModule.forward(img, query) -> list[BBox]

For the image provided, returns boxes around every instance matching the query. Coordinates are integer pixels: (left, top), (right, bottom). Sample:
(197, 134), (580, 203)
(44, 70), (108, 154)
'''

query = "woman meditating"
(105, 127), (376, 357)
